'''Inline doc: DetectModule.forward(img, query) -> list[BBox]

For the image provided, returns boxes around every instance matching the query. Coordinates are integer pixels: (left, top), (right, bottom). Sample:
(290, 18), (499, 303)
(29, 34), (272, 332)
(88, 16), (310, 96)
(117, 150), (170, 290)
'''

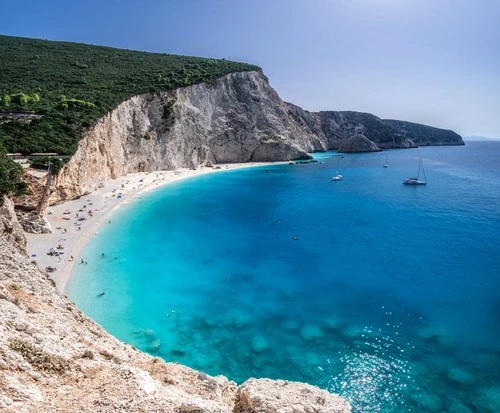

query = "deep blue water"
(68, 142), (500, 412)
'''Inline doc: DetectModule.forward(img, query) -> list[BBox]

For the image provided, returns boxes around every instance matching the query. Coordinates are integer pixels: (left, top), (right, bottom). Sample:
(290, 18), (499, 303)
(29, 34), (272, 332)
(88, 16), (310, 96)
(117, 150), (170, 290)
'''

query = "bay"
(68, 142), (500, 412)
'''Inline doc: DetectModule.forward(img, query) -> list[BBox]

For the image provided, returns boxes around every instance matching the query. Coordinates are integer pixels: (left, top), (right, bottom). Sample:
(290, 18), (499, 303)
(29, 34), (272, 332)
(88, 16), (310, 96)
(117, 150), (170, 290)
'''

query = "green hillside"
(0, 35), (259, 155)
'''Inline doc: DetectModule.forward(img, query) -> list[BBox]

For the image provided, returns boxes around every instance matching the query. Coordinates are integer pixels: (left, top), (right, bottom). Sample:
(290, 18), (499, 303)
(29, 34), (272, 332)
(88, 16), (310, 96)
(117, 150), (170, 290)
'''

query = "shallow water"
(69, 142), (500, 412)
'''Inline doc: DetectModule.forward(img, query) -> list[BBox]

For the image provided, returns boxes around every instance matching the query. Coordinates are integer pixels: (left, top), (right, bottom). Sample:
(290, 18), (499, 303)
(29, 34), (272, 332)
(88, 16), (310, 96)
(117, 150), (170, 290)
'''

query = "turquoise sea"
(68, 141), (500, 412)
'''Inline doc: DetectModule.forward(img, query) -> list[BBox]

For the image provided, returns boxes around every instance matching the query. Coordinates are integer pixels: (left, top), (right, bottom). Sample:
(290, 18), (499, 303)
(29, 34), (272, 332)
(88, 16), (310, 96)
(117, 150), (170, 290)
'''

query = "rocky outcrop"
(0, 195), (26, 250)
(337, 134), (381, 153)
(48, 70), (463, 203)
(0, 202), (351, 412)
(234, 379), (351, 413)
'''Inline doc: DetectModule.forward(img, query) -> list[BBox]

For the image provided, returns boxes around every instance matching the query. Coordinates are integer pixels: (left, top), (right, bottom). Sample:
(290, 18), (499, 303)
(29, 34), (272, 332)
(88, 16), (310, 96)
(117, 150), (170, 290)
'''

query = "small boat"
(383, 154), (389, 168)
(332, 156), (343, 181)
(332, 172), (343, 181)
(403, 158), (427, 185)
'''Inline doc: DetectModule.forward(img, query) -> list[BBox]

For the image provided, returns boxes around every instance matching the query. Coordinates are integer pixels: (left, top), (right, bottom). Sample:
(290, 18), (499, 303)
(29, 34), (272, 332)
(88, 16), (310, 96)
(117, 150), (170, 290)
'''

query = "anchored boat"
(403, 158), (427, 185)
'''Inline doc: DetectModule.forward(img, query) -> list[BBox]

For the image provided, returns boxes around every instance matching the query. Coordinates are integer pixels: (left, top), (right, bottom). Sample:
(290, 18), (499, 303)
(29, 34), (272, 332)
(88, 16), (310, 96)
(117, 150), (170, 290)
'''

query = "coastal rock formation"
(0, 195), (26, 250)
(50, 70), (464, 202)
(234, 379), (350, 413)
(0, 202), (351, 412)
(51, 71), (319, 201)
(285, 106), (417, 150)
(337, 134), (381, 153)
(383, 119), (464, 146)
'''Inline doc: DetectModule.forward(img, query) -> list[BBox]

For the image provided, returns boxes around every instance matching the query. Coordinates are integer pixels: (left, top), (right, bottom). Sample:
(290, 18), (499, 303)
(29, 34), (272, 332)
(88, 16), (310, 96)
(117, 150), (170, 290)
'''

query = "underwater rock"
(411, 392), (443, 411)
(475, 386), (500, 412)
(171, 348), (186, 357)
(281, 320), (299, 331)
(447, 399), (474, 413)
(231, 310), (254, 329)
(251, 336), (269, 353)
(147, 339), (161, 353)
(447, 367), (476, 385)
(417, 325), (454, 346)
(321, 316), (343, 330)
(299, 325), (323, 341)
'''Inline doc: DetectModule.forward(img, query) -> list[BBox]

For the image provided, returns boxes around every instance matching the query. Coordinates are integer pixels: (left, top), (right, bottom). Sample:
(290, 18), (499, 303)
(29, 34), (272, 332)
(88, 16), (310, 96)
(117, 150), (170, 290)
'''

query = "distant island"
(463, 135), (500, 141)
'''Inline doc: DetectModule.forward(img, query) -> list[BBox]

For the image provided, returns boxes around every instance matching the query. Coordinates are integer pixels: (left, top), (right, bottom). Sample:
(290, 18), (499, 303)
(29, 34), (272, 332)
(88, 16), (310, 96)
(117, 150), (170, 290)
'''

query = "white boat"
(332, 172), (343, 181)
(383, 154), (389, 168)
(403, 158), (427, 185)
(332, 156), (343, 181)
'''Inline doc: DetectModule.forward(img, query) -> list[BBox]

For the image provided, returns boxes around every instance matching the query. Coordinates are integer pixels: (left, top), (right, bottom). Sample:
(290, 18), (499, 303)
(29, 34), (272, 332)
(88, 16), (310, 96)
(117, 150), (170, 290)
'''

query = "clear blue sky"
(1, 0), (499, 137)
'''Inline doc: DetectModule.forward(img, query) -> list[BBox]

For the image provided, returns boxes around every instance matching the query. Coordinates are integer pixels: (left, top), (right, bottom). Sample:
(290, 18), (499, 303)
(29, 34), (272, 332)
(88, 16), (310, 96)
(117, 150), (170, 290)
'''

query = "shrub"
(9, 339), (71, 374)
(0, 143), (27, 195)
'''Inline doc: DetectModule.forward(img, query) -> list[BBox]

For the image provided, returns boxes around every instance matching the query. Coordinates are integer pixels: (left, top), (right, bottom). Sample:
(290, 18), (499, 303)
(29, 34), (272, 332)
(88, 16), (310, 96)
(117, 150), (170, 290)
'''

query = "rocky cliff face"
(337, 134), (381, 153)
(285, 106), (418, 151)
(0, 197), (351, 412)
(383, 119), (465, 146)
(50, 70), (463, 202)
(50, 71), (322, 202)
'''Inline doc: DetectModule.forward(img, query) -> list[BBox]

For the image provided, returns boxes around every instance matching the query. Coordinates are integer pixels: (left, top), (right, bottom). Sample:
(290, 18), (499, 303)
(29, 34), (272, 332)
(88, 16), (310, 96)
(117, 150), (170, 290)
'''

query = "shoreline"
(26, 162), (279, 293)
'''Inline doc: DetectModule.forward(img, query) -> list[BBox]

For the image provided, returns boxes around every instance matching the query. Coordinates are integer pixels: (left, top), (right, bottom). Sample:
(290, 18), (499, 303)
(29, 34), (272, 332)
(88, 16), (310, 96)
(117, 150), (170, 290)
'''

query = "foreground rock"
(0, 197), (351, 412)
(234, 379), (351, 413)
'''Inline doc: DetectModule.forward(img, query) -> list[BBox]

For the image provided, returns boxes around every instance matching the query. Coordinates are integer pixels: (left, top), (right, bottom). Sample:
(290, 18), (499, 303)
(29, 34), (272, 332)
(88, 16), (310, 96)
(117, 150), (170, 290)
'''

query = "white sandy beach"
(26, 162), (277, 293)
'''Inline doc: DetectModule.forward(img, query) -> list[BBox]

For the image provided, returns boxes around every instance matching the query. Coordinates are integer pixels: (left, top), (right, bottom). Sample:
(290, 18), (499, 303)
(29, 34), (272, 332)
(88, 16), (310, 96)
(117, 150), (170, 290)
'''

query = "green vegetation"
(29, 156), (65, 174)
(0, 35), (259, 156)
(0, 143), (27, 195)
(162, 98), (177, 121)
(9, 338), (70, 374)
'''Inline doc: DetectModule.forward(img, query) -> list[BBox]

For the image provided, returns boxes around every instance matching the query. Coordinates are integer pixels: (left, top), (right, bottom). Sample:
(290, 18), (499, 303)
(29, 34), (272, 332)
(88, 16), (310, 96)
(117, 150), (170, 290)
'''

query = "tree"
(0, 143), (27, 195)
(2, 95), (11, 108)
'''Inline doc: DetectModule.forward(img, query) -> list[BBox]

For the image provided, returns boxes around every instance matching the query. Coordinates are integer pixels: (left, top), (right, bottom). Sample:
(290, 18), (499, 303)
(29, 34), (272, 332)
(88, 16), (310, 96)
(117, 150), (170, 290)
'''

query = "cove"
(68, 142), (500, 413)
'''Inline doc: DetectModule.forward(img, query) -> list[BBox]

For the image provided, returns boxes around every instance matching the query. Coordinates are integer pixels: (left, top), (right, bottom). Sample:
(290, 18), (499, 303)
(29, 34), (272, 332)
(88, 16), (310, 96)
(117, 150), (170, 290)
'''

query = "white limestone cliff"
(49, 70), (463, 203)
(51, 71), (321, 202)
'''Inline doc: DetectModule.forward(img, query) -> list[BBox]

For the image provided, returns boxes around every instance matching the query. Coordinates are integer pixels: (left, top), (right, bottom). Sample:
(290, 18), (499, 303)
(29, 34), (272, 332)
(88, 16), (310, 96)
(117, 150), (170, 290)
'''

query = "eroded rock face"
(234, 378), (351, 413)
(338, 134), (381, 153)
(0, 195), (26, 250)
(49, 70), (463, 203)
(50, 71), (320, 202)
(383, 119), (464, 146)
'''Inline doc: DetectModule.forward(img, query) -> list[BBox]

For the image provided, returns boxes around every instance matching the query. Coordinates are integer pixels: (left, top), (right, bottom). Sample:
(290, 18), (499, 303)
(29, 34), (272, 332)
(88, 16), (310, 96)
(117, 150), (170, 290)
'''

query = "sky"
(1, 0), (499, 137)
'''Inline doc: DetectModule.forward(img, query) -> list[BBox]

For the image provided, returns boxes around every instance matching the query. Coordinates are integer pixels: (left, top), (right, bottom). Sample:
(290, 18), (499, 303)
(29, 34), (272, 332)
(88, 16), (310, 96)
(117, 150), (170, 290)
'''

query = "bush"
(0, 143), (27, 195)
(29, 156), (65, 174)
(9, 339), (70, 374)
(162, 98), (176, 120)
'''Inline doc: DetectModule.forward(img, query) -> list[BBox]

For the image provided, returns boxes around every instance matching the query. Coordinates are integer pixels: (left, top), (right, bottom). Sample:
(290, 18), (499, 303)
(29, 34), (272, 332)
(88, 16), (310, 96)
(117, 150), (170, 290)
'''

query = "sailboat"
(332, 156), (343, 181)
(403, 158), (427, 185)
(331, 171), (343, 181)
(383, 154), (389, 168)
